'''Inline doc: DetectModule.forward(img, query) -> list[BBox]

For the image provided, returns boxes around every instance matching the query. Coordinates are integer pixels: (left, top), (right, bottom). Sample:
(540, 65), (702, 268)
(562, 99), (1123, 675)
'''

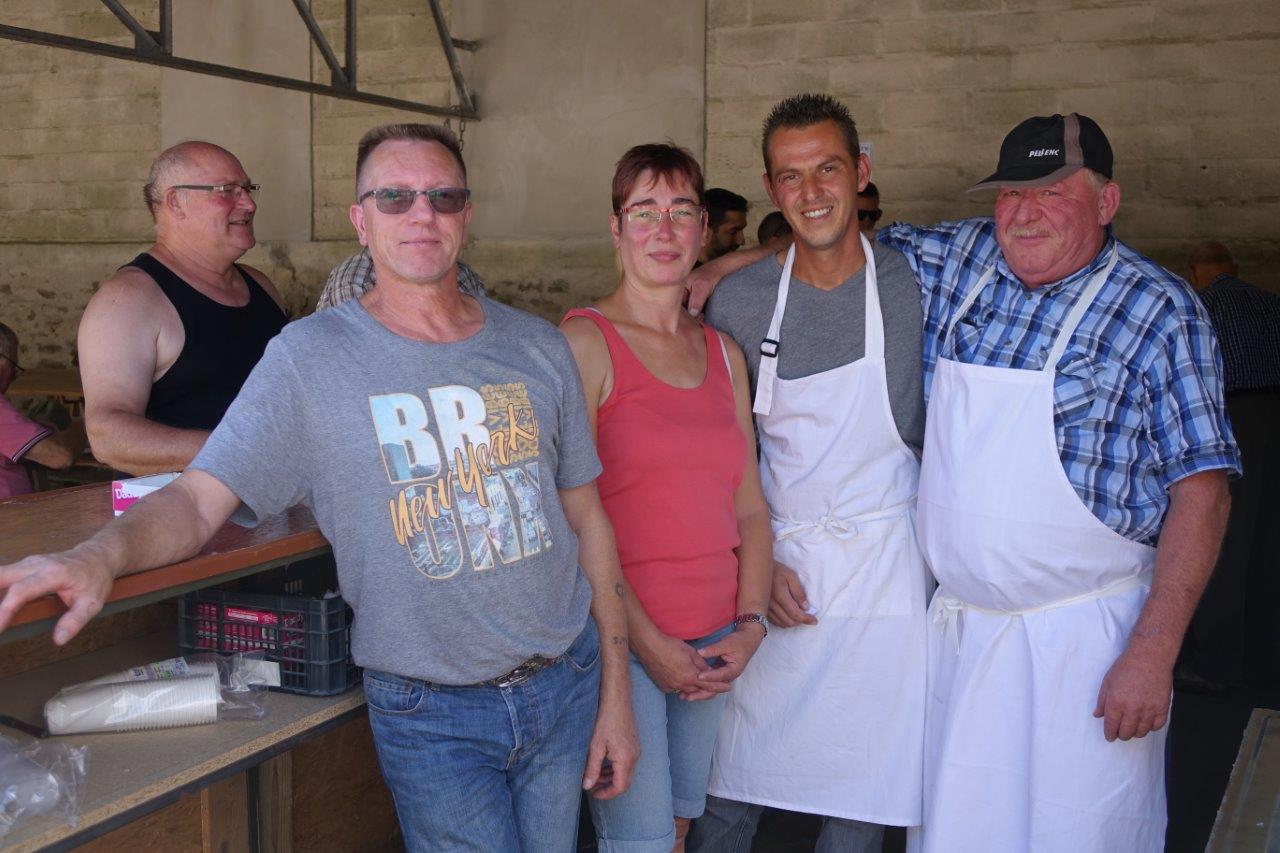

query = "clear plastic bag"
(0, 733), (87, 842)
(45, 652), (274, 735)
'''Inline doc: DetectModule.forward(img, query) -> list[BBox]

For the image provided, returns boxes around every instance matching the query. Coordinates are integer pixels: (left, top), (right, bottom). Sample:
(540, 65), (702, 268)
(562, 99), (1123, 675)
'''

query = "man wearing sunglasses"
(0, 124), (638, 852)
(857, 181), (883, 237)
(76, 141), (287, 476)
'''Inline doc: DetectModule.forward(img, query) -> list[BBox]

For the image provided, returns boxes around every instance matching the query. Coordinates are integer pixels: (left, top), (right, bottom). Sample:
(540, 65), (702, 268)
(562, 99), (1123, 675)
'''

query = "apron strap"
(1042, 243), (1120, 371)
(861, 233), (885, 360)
(943, 265), (997, 356)
(752, 244), (796, 416)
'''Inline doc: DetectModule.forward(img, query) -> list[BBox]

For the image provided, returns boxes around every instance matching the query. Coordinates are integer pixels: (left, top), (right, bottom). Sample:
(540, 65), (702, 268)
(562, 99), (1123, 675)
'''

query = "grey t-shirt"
(191, 295), (602, 685)
(704, 242), (925, 451)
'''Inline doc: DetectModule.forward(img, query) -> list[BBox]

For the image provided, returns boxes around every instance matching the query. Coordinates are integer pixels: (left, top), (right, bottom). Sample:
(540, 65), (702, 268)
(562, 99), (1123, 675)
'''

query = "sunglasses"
(358, 187), (471, 215)
(857, 208), (883, 223)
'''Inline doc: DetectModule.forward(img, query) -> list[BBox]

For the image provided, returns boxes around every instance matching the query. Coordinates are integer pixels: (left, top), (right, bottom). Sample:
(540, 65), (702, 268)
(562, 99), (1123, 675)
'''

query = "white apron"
(914, 245), (1166, 852)
(707, 236), (930, 824)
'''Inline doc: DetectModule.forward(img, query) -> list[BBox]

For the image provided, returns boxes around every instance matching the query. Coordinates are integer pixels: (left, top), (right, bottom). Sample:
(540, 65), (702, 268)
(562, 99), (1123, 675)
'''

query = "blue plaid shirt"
(880, 218), (1240, 545)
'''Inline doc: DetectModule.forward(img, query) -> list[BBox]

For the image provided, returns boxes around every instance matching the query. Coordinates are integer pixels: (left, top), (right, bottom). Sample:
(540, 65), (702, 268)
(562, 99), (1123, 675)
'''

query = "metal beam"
(0, 23), (478, 120)
(344, 0), (358, 87)
(425, 0), (476, 116)
(100, 0), (161, 54)
(157, 0), (172, 54)
(290, 0), (350, 89)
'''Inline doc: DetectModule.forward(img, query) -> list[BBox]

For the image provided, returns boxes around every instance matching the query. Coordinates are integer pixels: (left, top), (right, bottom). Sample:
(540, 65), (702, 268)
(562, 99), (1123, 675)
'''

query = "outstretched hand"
(0, 548), (114, 645)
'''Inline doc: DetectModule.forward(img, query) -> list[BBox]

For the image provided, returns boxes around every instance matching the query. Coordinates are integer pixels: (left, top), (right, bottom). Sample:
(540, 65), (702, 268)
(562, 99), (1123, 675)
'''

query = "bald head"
(1187, 241), (1237, 290)
(143, 141), (242, 218)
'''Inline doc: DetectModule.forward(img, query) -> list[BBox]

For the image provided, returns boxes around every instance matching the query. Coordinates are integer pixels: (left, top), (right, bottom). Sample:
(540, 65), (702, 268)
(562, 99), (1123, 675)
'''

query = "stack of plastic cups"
(44, 676), (220, 735)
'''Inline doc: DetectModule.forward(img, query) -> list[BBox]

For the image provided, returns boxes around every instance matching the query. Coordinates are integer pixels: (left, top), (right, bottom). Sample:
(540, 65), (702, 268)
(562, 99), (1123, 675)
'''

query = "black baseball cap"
(969, 113), (1113, 192)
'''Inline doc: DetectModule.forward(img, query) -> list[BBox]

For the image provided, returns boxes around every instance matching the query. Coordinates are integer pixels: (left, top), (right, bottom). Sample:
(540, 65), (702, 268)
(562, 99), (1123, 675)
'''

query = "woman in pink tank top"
(563, 144), (773, 851)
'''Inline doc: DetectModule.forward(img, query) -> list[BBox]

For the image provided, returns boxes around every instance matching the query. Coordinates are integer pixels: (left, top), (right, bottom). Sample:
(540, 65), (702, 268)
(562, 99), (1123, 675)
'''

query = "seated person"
(315, 246), (484, 310)
(0, 322), (86, 499)
(77, 142), (287, 476)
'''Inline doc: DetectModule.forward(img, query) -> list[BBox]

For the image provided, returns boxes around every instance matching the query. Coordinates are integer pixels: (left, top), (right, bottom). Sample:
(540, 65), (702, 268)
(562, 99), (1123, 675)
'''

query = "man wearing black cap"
(877, 113), (1239, 851)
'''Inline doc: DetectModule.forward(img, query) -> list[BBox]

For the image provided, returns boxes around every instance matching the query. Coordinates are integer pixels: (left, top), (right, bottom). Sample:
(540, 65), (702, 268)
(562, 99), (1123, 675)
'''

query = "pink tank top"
(563, 308), (744, 639)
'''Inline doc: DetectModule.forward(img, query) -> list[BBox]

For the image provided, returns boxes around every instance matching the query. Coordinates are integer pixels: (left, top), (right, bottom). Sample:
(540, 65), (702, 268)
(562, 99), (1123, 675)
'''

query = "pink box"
(111, 473), (180, 516)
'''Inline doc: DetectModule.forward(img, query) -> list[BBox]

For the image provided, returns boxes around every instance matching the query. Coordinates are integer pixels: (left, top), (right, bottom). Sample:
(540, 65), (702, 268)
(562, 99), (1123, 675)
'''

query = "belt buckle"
(490, 656), (549, 688)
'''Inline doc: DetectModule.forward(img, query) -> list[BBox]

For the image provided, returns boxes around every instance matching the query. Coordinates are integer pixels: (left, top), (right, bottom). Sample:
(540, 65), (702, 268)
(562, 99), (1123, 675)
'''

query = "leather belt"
(473, 654), (560, 689)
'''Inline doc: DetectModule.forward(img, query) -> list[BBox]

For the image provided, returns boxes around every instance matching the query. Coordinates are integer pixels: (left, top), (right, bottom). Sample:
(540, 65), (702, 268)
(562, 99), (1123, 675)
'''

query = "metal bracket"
(0, 0), (479, 120)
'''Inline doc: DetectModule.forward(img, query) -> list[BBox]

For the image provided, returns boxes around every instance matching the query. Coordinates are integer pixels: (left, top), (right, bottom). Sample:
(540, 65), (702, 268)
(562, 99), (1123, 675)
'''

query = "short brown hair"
(761, 93), (860, 176)
(611, 143), (705, 215)
(355, 123), (467, 195)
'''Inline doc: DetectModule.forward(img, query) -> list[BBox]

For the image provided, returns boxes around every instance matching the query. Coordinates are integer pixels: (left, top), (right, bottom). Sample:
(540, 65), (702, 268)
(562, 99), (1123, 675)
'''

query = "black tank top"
(127, 252), (287, 431)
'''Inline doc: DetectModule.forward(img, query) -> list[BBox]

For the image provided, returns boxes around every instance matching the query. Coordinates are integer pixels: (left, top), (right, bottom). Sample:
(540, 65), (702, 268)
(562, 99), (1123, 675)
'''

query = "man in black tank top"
(77, 141), (287, 476)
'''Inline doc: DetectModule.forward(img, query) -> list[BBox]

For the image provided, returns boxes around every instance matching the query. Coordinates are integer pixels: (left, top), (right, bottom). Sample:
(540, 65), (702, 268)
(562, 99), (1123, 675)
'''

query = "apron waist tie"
(773, 498), (915, 541)
(932, 570), (1154, 653)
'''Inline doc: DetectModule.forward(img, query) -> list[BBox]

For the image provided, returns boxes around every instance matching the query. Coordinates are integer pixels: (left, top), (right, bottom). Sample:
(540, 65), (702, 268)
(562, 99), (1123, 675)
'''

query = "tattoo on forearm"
(614, 581), (624, 599)
(611, 635), (627, 646)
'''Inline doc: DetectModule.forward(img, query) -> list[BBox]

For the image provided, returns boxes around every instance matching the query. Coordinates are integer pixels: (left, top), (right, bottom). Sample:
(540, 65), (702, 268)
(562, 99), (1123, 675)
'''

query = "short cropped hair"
(756, 210), (792, 245)
(704, 188), (749, 230)
(861, 181), (879, 200)
(761, 93), (860, 177)
(355, 124), (467, 194)
(611, 143), (705, 215)
(0, 321), (18, 365)
(1188, 241), (1237, 271)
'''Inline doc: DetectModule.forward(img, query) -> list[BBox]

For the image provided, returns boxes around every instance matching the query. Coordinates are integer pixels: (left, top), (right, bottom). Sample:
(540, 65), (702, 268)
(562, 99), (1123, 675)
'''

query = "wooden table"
(0, 633), (366, 852)
(1209, 708), (1280, 850)
(0, 484), (395, 851)
(5, 367), (83, 403)
(0, 484), (329, 644)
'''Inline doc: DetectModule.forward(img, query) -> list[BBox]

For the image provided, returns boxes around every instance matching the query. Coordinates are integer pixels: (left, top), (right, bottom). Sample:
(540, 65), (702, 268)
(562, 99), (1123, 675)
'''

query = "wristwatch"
(734, 612), (768, 637)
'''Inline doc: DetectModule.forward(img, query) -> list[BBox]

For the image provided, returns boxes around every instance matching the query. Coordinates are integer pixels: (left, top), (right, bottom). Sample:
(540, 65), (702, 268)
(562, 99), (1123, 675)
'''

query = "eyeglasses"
(0, 353), (23, 378)
(358, 187), (471, 215)
(857, 208), (883, 223)
(169, 182), (260, 200)
(616, 204), (705, 229)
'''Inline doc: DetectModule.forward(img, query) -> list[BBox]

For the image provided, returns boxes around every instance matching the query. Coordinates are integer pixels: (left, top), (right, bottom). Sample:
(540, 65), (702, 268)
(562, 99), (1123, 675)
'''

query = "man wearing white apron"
(689, 94), (930, 852)
(882, 114), (1240, 851)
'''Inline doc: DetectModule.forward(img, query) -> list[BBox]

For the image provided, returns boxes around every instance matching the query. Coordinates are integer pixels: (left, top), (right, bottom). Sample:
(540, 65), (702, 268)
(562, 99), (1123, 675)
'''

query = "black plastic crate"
(178, 557), (359, 696)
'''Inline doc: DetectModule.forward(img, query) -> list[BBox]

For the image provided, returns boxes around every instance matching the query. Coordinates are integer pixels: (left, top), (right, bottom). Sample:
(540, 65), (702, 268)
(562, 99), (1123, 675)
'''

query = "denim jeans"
(365, 620), (601, 852)
(688, 795), (885, 853)
(589, 623), (734, 852)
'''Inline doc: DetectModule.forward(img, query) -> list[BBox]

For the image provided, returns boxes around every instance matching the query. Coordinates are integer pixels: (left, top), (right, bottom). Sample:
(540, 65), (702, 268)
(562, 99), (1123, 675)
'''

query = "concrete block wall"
(704, 0), (1280, 280)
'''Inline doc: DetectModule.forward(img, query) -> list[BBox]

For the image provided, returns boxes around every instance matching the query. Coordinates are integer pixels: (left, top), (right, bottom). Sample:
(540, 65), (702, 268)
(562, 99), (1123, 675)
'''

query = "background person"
(1166, 240), (1280, 851)
(76, 141), (287, 476)
(697, 188), (749, 267)
(315, 246), (484, 310)
(0, 322), (86, 498)
(755, 210), (792, 252)
(562, 143), (772, 852)
(857, 181), (883, 236)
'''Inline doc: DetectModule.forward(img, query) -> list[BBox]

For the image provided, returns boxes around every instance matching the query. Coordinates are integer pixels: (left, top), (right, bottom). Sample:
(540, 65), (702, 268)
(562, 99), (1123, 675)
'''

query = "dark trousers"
(1167, 389), (1280, 851)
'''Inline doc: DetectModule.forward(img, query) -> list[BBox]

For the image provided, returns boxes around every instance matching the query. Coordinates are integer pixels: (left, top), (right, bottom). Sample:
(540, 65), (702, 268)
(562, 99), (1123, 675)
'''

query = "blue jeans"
(688, 796), (884, 853)
(365, 620), (601, 852)
(590, 623), (734, 852)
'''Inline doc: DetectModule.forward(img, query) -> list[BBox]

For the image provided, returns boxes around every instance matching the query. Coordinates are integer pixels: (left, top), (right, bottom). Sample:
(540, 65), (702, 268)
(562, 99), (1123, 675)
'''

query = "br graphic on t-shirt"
(193, 295), (602, 684)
